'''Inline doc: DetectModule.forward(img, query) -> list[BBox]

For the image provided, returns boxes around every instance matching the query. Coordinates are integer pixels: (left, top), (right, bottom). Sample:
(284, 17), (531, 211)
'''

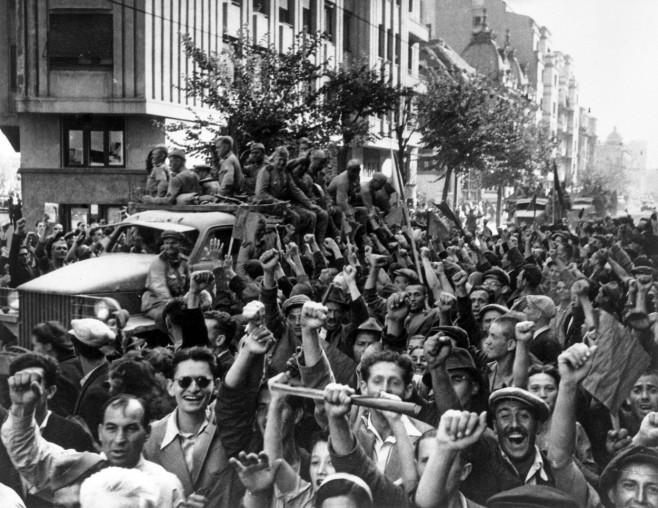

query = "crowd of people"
(1, 136), (658, 507)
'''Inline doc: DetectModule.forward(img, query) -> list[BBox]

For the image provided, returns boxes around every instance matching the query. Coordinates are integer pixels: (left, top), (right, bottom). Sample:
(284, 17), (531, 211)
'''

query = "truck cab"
(0, 204), (238, 348)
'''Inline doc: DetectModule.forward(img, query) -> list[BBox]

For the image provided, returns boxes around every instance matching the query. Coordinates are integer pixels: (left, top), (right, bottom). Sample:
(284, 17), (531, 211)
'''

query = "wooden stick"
(270, 383), (421, 417)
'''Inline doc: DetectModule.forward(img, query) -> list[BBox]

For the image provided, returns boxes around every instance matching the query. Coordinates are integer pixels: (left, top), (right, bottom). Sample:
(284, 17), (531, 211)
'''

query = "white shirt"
(500, 445), (549, 484)
(364, 413), (422, 473)
(160, 408), (209, 473)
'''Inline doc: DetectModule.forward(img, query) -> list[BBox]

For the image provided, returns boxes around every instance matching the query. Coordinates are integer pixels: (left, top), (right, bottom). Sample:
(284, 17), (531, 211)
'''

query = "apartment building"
(0, 0), (428, 227)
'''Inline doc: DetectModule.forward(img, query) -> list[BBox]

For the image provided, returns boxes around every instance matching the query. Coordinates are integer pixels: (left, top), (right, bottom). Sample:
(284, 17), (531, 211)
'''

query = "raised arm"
(512, 321), (533, 388)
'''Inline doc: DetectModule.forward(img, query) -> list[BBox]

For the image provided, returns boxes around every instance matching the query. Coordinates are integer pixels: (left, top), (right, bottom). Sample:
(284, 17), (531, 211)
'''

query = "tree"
(166, 31), (336, 158)
(319, 62), (409, 172)
(417, 70), (554, 211)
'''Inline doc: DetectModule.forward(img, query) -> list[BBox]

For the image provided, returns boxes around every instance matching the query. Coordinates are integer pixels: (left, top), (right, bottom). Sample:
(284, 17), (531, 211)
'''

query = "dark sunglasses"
(175, 376), (213, 389)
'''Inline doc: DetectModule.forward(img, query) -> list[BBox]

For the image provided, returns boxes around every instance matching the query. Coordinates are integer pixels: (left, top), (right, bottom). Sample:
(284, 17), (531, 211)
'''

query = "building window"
(343, 10), (352, 51)
(302, 0), (312, 31)
(408, 42), (414, 72)
(378, 24), (385, 58)
(324, 2), (335, 40)
(63, 116), (124, 168)
(48, 11), (113, 68)
(253, 0), (269, 16)
(387, 28), (393, 62)
(395, 33), (401, 65)
(279, 0), (291, 24)
(10, 44), (17, 91)
(409, 0), (414, 12)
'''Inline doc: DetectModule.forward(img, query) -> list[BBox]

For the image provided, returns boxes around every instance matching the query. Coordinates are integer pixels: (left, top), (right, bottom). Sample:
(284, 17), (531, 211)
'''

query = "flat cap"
(281, 294), (311, 315)
(168, 148), (186, 160)
(600, 446), (658, 496)
(69, 318), (115, 349)
(487, 485), (579, 508)
(526, 295), (556, 319)
(160, 230), (185, 242)
(357, 317), (384, 333)
(250, 143), (266, 151)
(428, 326), (469, 349)
(393, 268), (420, 284)
(489, 387), (550, 422)
(483, 267), (510, 287)
(445, 347), (478, 373)
(479, 303), (509, 317)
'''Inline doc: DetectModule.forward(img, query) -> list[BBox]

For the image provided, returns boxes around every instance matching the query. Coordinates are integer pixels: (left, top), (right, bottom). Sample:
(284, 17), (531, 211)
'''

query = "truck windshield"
(106, 224), (199, 257)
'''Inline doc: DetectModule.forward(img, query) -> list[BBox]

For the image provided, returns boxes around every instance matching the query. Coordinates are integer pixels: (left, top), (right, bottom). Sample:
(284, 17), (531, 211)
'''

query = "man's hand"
(557, 343), (597, 386)
(304, 234), (317, 246)
(16, 218), (26, 236)
(515, 321), (535, 342)
(259, 249), (280, 273)
(301, 301), (327, 330)
(420, 246), (430, 260)
(324, 238), (340, 253)
(287, 242), (300, 258)
(606, 428), (632, 456)
(435, 410), (487, 450)
(228, 451), (279, 495)
(433, 261), (445, 276)
(209, 238), (224, 260)
(452, 270), (468, 288)
(423, 333), (452, 368)
(635, 412), (658, 447)
(190, 270), (214, 293)
(8, 371), (43, 409)
(387, 292), (410, 321)
(378, 392), (404, 424)
(343, 264), (357, 285)
(243, 325), (275, 356)
(323, 383), (354, 420)
(572, 279), (590, 298)
(437, 292), (457, 313)
(182, 493), (208, 508)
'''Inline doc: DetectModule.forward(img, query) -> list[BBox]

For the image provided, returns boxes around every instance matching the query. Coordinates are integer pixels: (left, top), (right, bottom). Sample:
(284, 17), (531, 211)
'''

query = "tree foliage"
(167, 32), (334, 156)
(417, 71), (555, 200)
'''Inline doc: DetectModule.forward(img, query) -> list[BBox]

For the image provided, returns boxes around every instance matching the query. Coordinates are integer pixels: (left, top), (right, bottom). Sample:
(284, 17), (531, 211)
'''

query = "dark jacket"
(73, 362), (110, 443)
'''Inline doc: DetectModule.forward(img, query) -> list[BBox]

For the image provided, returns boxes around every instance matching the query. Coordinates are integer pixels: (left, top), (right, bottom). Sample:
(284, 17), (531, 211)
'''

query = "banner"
(232, 208), (265, 243)
(436, 201), (466, 236)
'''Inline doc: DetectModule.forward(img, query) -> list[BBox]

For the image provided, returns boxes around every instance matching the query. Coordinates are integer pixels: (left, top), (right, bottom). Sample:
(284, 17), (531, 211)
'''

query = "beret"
(325, 285), (349, 306)
(489, 387), (550, 422)
(487, 485), (579, 508)
(281, 294), (310, 315)
(428, 326), (469, 349)
(168, 148), (186, 160)
(445, 347), (478, 373)
(483, 267), (510, 286)
(69, 319), (115, 349)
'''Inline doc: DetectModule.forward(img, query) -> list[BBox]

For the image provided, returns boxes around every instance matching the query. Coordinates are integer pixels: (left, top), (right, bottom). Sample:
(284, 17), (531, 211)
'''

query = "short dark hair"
(469, 285), (493, 302)
(101, 394), (150, 430)
(170, 347), (218, 379)
(162, 298), (187, 327)
(492, 315), (521, 343)
(521, 264), (542, 288)
(360, 350), (414, 387)
(527, 364), (560, 386)
(70, 335), (105, 361)
(10, 352), (60, 388)
(32, 321), (75, 358)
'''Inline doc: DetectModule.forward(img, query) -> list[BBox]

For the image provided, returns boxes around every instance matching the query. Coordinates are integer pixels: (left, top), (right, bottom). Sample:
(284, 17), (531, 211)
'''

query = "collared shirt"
(364, 413), (422, 472)
(500, 445), (549, 485)
(160, 408), (210, 473)
(532, 325), (552, 340)
(487, 361), (513, 392)
(38, 410), (52, 431)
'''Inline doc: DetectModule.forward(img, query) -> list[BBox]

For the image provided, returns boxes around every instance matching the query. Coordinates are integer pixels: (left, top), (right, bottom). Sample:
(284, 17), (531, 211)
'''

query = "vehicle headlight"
(93, 298), (121, 322)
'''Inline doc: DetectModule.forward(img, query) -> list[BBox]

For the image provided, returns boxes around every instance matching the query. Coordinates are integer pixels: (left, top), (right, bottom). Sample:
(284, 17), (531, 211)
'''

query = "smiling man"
(623, 370), (658, 435)
(459, 387), (552, 505)
(144, 346), (236, 508)
(1, 371), (185, 508)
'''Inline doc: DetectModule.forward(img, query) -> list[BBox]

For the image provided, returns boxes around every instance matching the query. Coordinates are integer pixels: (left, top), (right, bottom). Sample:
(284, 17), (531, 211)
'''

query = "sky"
(505, 0), (658, 167)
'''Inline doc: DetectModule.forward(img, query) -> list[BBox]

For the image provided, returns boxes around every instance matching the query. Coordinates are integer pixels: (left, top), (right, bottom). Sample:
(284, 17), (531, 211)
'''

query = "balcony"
(408, 17), (429, 42)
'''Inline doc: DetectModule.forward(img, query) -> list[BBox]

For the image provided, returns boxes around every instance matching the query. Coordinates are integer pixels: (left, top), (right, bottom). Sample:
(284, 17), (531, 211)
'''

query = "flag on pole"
(232, 208), (265, 243)
(427, 211), (452, 241)
(436, 201), (466, 237)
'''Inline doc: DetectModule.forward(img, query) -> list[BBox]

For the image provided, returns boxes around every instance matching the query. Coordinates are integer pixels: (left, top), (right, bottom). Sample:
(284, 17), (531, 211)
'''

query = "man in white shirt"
(2, 371), (185, 508)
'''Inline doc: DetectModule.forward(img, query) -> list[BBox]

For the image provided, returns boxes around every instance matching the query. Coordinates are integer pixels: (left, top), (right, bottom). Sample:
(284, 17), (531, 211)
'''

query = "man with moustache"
(459, 387), (554, 505)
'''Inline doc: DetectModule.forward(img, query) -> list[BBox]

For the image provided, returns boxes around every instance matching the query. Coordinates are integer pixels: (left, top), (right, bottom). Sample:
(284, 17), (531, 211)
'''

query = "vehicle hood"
(515, 210), (546, 217)
(18, 254), (158, 294)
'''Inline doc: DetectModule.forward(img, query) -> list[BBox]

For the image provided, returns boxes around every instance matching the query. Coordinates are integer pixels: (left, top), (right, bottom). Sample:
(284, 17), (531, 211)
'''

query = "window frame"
(47, 10), (114, 70)
(62, 116), (125, 168)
